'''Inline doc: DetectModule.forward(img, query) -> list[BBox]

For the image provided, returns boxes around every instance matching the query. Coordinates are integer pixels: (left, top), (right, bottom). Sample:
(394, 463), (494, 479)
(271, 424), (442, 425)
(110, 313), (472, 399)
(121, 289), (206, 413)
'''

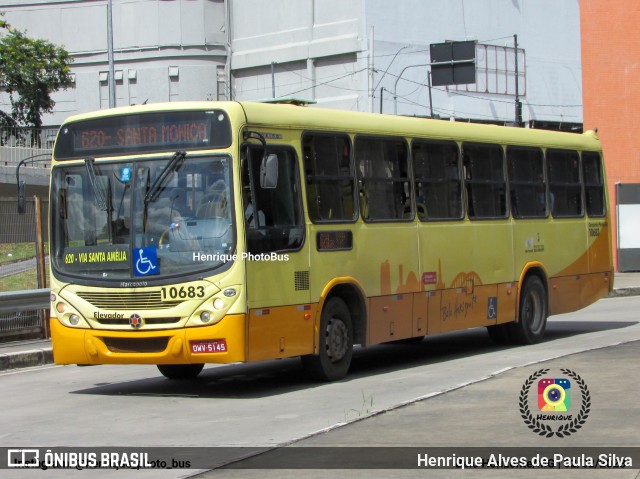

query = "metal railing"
(0, 126), (57, 148)
(0, 126), (56, 168)
(0, 289), (50, 338)
(0, 289), (50, 313)
(0, 195), (50, 340)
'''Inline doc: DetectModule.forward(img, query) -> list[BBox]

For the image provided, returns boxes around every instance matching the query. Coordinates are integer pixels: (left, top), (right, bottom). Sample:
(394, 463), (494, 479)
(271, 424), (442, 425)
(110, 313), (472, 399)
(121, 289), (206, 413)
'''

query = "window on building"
(355, 137), (410, 221)
(302, 133), (356, 222)
(507, 146), (547, 218)
(547, 149), (583, 218)
(412, 140), (463, 220)
(463, 143), (507, 219)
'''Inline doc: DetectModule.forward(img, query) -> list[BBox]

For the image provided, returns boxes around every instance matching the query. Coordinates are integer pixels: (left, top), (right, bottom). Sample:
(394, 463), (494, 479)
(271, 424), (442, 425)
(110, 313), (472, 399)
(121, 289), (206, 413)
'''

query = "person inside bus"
(169, 187), (192, 220)
(196, 180), (228, 218)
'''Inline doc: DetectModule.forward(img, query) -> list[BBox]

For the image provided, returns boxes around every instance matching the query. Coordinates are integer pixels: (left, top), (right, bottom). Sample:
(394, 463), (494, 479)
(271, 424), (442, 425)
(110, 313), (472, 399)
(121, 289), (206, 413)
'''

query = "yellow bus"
(47, 101), (613, 381)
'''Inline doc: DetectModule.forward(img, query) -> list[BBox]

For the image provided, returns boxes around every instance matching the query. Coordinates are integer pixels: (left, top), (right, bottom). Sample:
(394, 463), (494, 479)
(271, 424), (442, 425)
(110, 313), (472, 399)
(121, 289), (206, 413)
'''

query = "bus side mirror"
(260, 153), (278, 189)
(17, 180), (26, 214)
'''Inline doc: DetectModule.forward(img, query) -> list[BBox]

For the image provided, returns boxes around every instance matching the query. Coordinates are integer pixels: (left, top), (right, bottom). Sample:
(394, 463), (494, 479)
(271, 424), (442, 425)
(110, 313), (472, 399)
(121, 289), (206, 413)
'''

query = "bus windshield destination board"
(54, 110), (232, 160)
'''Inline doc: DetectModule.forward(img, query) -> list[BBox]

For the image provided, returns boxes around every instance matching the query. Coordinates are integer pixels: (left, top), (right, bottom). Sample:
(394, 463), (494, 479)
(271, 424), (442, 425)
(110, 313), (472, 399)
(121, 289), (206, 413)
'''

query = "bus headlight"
(69, 314), (80, 326)
(186, 285), (242, 327)
(213, 298), (225, 310)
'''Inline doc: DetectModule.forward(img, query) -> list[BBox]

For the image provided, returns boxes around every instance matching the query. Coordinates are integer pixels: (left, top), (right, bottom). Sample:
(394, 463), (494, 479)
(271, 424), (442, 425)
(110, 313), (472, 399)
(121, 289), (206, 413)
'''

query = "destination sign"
(63, 244), (130, 272)
(316, 231), (353, 251)
(54, 110), (232, 160)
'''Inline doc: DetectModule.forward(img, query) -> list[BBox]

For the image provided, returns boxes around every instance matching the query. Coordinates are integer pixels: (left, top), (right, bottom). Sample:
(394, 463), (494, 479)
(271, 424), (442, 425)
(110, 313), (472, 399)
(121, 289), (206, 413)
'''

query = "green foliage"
(0, 12), (74, 132)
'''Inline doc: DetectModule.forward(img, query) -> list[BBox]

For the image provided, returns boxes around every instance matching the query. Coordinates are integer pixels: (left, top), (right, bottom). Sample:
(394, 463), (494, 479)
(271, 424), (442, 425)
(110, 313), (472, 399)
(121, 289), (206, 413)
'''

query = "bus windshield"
(50, 154), (235, 282)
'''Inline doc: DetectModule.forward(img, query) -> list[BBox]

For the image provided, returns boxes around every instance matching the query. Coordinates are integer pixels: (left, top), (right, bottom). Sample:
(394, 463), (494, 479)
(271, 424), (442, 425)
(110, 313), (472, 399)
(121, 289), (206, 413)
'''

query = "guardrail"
(0, 289), (50, 339)
(0, 289), (50, 313)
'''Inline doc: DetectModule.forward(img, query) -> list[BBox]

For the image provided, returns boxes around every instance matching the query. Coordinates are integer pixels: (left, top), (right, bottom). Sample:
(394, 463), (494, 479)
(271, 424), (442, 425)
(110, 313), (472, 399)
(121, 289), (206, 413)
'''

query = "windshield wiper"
(84, 158), (108, 211)
(144, 151), (187, 204)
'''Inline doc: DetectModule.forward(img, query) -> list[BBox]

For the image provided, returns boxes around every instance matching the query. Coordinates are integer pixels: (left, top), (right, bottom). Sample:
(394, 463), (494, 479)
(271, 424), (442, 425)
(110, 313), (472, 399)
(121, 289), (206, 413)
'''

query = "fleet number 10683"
(161, 286), (205, 300)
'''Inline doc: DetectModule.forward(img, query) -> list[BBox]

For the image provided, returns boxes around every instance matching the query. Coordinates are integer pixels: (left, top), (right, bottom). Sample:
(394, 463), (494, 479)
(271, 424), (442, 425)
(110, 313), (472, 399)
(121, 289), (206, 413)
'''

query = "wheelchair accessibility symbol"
(487, 297), (498, 319)
(134, 246), (159, 276)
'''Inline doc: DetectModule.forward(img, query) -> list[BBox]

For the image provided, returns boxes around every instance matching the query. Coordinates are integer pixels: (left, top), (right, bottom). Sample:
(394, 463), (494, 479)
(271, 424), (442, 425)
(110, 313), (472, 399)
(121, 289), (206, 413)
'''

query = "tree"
(0, 13), (74, 137)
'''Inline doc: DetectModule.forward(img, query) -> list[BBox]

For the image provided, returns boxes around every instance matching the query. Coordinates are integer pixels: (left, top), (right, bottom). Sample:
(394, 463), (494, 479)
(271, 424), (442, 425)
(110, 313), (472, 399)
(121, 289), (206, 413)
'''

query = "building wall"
(366, 0), (582, 123)
(229, 0), (365, 110)
(1, 0), (583, 127)
(230, 0), (583, 124)
(581, 0), (640, 270)
(0, 0), (227, 127)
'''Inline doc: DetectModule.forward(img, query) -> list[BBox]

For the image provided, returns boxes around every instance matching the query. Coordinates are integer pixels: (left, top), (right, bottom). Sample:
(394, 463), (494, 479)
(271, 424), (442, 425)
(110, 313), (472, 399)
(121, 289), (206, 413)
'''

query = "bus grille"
(102, 337), (170, 353)
(76, 291), (182, 310)
(94, 317), (181, 326)
(294, 271), (310, 291)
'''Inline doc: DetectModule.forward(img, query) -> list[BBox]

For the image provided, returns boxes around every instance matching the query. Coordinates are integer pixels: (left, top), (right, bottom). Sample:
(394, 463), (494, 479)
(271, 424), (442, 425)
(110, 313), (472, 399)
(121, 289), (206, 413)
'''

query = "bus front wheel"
(302, 297), (353, 381)
(509, 276), (548, 344)
(157, 363), (204, 380)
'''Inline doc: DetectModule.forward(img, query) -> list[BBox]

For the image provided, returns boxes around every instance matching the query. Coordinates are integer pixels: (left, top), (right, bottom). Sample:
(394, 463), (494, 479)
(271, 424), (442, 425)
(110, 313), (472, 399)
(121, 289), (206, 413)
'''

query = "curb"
(0, 348), (53, 371)
(1, 287), (639, 372)
(608, 287), (640, 298)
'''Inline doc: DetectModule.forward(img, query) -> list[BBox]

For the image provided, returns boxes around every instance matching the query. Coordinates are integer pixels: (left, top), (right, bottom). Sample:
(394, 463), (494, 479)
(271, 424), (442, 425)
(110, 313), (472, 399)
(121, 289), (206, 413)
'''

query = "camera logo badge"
(519, 368), (590, 438)
(538, 378), (571, 411)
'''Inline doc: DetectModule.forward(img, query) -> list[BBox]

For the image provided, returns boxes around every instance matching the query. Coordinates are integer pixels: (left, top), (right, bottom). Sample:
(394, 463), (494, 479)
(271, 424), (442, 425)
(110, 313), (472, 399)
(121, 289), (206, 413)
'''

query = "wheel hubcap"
(524, 291), (543, 333)
(325, 317), (349, 362)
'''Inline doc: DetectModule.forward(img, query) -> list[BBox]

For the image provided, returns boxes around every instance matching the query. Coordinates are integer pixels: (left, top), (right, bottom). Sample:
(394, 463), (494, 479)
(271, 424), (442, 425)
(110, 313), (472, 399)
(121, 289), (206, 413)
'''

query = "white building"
(0, 0), (228, 127)
(0, 0), (583, 129)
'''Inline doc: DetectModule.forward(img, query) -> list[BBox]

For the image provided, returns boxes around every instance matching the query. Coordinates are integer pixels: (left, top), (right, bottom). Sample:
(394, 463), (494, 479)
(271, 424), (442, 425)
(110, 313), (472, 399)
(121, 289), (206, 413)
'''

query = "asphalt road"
(0, 256), (49, 279)
(1, 295), (639, 479)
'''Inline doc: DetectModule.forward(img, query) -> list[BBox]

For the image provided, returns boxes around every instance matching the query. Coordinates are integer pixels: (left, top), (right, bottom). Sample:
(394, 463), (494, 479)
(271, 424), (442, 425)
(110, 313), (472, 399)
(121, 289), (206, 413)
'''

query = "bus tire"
(157, 363), (204, 380)
(301, 297), (353, 381)
(509, 276), (548, 344)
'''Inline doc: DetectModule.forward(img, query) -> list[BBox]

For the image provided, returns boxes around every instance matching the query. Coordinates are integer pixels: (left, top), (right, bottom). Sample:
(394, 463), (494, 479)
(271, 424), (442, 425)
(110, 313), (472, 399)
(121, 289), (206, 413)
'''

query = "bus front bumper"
(50, 314), (246, 365)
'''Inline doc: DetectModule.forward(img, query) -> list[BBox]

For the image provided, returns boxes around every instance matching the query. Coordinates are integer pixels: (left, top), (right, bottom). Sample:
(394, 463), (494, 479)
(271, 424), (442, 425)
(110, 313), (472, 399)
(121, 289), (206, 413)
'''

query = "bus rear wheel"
(301, 297), (353, 381)
(157, 363), (204, 380)
(508, 276), (548, 344)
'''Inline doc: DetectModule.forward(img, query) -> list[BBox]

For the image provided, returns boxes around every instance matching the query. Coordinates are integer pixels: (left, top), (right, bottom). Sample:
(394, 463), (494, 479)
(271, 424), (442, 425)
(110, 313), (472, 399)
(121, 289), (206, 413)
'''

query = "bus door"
(241, 144), (313, 361)
(414, 140), (515, 335)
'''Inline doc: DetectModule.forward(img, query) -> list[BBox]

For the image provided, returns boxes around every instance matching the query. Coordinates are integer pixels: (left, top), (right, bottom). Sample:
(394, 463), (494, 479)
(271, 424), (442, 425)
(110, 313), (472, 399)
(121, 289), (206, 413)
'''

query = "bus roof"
(59, 100), (602, 152)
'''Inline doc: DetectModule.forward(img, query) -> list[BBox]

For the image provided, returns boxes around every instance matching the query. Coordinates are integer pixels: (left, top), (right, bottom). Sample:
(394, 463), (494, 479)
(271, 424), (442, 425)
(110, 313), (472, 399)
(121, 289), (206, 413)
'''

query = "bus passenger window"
(547, 149), (583, 218)
(355, 137), (410, 222)
(462, 143), (507, 219)
(507, 146), (546, 218)
(582, 152), (606, 217)
(412, 140), (462, 220)
(302, 134), (356, 222)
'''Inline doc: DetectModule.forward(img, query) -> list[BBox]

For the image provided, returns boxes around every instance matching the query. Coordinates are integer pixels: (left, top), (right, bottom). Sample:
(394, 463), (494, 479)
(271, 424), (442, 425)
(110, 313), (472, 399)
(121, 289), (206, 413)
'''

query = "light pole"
(393, 63), (430, 115)
(375, 45), (409, 113)
(107, 0), (115, 108)
(514, 34), (522, 126)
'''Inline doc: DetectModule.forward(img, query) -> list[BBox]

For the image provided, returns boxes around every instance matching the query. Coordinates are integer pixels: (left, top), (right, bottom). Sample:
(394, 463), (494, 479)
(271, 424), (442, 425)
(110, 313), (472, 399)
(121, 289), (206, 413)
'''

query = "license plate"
(190, 339), (227, 354)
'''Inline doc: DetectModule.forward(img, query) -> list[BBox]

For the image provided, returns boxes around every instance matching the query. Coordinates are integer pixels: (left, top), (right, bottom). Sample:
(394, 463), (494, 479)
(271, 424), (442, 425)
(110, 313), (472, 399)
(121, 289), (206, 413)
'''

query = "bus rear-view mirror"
(260, 153), (278, 189)
(17, 180), (26, 214)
